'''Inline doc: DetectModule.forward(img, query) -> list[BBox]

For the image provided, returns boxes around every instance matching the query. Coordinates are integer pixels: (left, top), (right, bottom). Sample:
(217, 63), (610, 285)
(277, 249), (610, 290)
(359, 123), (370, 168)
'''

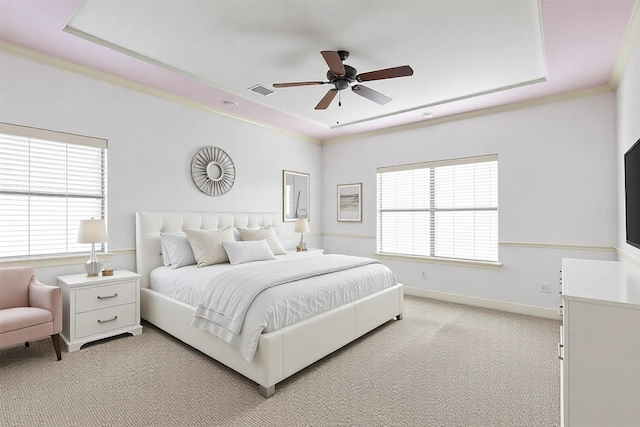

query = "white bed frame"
(135, 211), (404, 397)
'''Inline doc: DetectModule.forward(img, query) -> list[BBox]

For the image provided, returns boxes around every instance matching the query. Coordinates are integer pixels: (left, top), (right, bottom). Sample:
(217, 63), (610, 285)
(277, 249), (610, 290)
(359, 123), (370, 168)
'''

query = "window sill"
(0, 253), (113, 268)
(374, 252), (502, 269)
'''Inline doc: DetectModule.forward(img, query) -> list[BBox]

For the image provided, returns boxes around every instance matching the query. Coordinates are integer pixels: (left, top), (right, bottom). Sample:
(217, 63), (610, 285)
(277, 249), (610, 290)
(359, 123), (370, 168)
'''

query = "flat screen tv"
(625, 138), (640, 249)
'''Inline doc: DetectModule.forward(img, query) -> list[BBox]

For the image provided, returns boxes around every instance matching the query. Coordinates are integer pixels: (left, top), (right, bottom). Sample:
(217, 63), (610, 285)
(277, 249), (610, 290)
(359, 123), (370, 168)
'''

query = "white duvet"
(149, 253), (397, 362)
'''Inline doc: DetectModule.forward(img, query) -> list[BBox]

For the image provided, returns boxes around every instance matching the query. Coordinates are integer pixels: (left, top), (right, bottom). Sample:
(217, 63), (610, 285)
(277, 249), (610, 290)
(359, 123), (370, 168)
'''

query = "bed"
(135, 211), (404, 397)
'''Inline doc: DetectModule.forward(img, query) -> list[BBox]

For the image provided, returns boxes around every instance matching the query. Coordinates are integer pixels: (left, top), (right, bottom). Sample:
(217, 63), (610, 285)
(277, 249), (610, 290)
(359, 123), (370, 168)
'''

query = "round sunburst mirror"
(191, 146), (235, 196)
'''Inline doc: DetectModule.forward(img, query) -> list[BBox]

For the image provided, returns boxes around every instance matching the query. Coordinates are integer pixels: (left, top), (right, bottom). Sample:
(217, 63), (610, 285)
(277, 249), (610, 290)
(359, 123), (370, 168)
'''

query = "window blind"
(0, 125), (107, 259)
(377, 155), (498, 262)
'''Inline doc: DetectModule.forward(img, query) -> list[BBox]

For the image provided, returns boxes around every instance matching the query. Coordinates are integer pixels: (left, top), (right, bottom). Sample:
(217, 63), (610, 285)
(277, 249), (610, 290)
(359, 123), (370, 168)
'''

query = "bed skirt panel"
(140, 284), (403, 392)
(354, 285), (404, 338)
(281, 303), (355, 379)
(141, 288), (262, 382)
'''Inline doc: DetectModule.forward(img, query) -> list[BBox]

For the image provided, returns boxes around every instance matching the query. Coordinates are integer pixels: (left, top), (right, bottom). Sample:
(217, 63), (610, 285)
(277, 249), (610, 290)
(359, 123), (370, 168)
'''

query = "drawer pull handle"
(97, 293), (118, 300)
(97, 316), (118, 324)
(557, 343), (564, 360)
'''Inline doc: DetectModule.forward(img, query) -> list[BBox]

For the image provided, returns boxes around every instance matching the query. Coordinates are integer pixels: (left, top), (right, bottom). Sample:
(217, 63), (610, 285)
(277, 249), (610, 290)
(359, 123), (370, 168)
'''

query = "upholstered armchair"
(0, 267), (62, 360)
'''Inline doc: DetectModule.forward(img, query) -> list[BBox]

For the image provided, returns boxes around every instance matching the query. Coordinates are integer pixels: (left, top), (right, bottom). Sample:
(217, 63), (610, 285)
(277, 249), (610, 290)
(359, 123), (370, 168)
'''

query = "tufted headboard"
(135, 212), (281, 288)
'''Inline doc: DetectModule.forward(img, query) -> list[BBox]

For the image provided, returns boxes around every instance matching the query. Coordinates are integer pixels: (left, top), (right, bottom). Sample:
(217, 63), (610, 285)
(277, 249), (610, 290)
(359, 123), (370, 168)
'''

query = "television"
(625, 137), (640, 249)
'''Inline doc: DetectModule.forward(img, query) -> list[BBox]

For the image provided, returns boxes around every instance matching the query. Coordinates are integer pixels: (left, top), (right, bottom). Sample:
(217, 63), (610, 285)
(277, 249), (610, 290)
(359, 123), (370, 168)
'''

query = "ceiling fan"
(273, 50), (414, 110)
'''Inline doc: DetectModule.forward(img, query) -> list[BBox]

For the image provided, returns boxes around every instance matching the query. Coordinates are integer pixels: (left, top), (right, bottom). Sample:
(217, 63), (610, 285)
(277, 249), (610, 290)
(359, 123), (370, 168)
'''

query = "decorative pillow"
(160, 237), (171, 266)
(232, 227), (242, 241)
(222, 240), (276, 265)
(160, 233), (196, 269)
(237, 225), (287, 255)
(184, 227), (235, 267)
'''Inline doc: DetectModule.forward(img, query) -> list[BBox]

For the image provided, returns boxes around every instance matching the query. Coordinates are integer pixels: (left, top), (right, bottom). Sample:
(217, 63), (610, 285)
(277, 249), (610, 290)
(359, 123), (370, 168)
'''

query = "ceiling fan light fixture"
(273, 50), (414, 110)
(335, 80), (350, 90)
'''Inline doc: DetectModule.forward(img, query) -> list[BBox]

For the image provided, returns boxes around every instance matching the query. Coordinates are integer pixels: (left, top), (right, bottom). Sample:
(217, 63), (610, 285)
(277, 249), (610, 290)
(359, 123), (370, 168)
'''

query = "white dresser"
(560, 258), (640, 427)
(58, 270), (143, 352)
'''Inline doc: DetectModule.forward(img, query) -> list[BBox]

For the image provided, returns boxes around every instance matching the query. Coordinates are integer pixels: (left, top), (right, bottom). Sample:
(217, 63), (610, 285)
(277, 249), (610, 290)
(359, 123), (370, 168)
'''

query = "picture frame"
(337, 183), (362, 222)
(283, 170), (310, 222)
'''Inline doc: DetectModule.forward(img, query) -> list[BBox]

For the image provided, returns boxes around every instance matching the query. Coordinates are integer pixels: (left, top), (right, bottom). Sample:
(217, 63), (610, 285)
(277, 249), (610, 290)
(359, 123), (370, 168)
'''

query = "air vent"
(248, 84), (275, 96)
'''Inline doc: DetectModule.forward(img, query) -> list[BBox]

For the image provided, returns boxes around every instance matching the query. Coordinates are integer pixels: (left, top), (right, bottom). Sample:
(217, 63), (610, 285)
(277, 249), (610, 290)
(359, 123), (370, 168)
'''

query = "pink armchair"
(0, 267), (62, 360)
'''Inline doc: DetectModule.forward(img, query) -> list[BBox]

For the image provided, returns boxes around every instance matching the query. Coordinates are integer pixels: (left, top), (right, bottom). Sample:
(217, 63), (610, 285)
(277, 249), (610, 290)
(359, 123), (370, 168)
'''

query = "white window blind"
(0, 124), (107, 259)
(377, 155), (498, 262)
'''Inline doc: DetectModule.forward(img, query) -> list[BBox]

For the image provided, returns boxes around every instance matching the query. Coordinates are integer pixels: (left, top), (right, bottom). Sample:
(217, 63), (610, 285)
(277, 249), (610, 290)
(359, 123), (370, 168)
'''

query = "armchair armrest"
(29, 278), (62, 333)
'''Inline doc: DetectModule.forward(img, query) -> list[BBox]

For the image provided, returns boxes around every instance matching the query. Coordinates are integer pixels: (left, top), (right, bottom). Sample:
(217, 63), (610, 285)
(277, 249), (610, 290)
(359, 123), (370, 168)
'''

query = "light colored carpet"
(0, 296), (560, 427)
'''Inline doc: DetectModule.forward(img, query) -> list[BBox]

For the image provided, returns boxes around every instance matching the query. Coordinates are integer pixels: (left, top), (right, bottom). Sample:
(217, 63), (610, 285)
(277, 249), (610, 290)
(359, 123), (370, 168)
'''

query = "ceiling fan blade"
(321, 51), (345, 76)
(352, 85), (392, 105)
(315, 89), (338, 110)
(356, 65), (414, 82)
(273, 81), (326, 88)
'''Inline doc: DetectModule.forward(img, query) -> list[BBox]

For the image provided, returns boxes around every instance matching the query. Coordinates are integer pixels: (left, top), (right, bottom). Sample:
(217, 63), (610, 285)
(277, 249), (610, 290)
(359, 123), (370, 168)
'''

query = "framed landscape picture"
(337, 183), (362, 222)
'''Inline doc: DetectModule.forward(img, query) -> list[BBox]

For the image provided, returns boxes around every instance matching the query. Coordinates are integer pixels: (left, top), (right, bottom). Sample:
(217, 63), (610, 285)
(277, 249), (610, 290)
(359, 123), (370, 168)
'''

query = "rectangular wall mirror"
(283, 170), (310, 222)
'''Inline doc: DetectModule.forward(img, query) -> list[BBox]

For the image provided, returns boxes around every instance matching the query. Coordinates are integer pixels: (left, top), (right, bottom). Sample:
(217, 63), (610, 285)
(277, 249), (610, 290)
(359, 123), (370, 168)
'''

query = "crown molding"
(322, 85), (613, 145)
(0, 40), (321, 146)
(609, 0), (640, 89)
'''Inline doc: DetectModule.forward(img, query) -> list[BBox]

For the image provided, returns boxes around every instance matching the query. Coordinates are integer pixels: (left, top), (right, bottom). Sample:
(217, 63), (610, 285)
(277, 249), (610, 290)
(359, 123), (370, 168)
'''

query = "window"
(0, 123), (107, 259)
(377, 154), (498, 262)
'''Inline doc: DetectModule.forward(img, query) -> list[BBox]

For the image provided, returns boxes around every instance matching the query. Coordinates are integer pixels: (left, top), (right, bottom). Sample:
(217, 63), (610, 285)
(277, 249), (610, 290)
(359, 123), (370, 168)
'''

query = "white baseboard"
(404, 287), (559, 320)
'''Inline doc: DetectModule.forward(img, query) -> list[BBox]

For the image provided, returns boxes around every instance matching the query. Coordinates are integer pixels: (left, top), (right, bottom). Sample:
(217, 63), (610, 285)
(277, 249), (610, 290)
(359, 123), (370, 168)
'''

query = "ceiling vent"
(248, 84), (275, 96)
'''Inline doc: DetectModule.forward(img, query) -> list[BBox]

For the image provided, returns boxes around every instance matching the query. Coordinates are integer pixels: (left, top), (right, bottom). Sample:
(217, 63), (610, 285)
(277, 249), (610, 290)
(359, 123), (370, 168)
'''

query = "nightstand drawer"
(75, 303), (136, 339)
(75, 281), (136, 313)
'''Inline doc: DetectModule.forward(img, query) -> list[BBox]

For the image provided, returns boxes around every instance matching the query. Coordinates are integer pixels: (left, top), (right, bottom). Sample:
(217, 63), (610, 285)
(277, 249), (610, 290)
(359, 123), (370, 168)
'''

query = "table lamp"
(77, 219), (108, 276)
(294, 218), (310, 251)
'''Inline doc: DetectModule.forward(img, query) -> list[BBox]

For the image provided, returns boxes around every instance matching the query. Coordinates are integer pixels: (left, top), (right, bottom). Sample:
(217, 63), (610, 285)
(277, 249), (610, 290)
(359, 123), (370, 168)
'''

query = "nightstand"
(57, 270), (142, 352)
(304, 248), (324, 255)
(288, 248), (324, 255)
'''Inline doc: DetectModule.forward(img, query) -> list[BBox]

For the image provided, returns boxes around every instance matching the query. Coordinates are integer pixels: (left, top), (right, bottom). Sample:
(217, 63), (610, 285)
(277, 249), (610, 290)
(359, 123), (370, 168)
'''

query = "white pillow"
(160, 237), (171, 266)
(237, 225), (287, 255)
(222, 240), (276, 265)
(160, 233), (196, 269)
(184, 227), (235, 267)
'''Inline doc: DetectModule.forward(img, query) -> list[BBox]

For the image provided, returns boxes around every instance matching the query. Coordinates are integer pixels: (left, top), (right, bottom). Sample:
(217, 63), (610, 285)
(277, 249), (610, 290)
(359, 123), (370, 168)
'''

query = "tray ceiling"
(0, 0), (636, 141)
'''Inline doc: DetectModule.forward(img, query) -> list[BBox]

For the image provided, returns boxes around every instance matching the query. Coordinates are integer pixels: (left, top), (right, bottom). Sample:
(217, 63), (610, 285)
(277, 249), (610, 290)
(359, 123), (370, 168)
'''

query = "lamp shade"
(294, 218), (310, 233)
(77, 219), (108, 243)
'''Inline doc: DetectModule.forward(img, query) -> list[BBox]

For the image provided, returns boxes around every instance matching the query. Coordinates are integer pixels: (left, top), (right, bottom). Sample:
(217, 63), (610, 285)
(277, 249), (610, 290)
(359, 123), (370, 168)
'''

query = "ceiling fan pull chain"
(339, 91), (342, 107)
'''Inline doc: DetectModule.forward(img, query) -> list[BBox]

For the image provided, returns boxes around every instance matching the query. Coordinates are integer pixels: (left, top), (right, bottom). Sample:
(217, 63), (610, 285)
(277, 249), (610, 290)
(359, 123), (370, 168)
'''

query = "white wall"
(0, 49), (625, 310)
(616, 41), (640, 263)
(0, 52), (322, 284)
(322, 94), (618, 309)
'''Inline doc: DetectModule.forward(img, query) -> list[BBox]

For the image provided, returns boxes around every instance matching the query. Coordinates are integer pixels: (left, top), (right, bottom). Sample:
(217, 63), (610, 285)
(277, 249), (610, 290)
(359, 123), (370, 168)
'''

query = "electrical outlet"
(420, 270), (426, 280)
(539, 282), (550, 293)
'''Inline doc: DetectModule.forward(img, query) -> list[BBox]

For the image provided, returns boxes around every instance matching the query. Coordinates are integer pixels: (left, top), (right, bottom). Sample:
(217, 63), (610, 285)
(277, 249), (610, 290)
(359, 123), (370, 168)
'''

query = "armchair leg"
(51, 334), (61, 361)
(24, 342), (29, 348)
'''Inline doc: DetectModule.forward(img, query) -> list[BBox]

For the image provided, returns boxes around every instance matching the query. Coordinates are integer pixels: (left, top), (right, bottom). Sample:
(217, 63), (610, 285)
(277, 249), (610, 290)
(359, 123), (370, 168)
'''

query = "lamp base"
(85, 259), (103, 277)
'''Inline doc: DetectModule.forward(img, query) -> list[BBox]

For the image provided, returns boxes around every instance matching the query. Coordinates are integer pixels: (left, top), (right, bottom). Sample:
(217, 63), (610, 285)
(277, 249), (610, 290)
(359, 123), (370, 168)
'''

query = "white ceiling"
(65, 0), (547, 131)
